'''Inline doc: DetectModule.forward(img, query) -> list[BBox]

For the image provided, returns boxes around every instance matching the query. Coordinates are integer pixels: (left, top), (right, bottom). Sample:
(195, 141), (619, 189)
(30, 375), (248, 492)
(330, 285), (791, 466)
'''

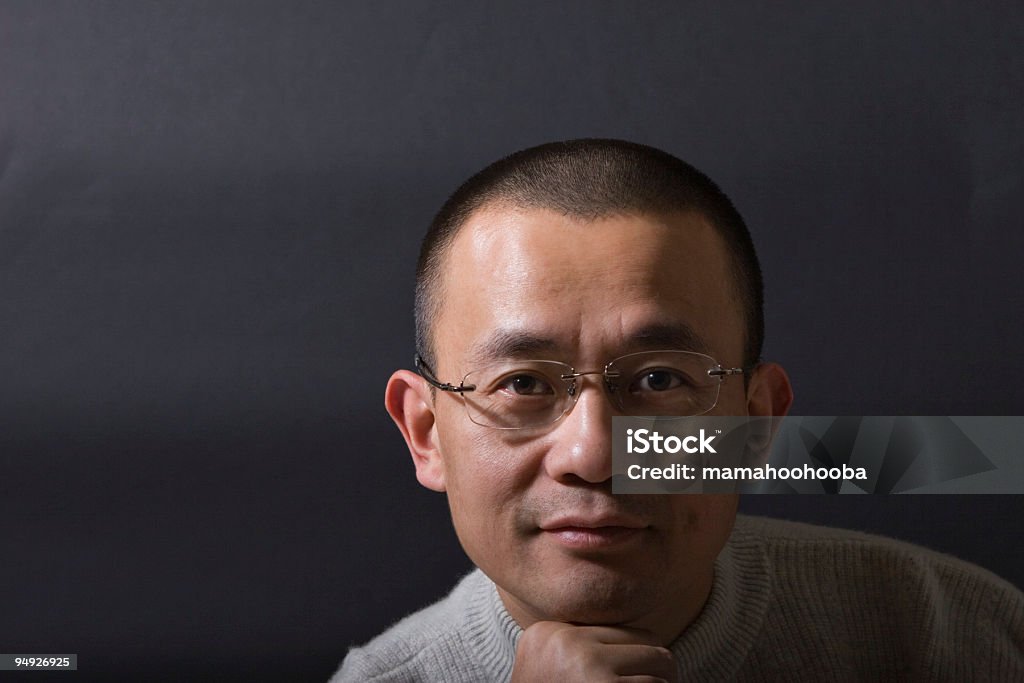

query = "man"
(335, 140), (1023, 681)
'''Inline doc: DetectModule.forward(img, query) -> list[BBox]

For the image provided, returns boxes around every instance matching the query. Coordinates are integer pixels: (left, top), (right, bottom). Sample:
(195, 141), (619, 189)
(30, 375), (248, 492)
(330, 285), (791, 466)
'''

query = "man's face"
(427, 206), (749, 631)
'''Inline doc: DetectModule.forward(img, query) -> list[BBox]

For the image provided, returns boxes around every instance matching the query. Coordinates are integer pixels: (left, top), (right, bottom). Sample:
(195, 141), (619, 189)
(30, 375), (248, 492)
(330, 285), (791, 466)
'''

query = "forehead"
(434, 205), (744, 367)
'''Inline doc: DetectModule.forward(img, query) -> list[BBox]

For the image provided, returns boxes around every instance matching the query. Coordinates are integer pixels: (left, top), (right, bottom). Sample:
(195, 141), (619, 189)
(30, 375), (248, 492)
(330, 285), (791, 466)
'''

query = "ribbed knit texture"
(333, 515), (1024, 682)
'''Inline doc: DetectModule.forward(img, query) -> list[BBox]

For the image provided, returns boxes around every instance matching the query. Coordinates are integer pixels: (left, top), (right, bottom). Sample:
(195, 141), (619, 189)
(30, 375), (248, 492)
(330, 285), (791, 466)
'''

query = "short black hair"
(415, 138), (764, 368)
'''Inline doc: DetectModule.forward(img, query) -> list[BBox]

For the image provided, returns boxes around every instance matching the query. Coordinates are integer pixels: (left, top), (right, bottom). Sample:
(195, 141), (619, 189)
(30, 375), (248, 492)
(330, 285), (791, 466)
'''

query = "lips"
(539, 514), (648, 531)
(539, 514), (649, 550)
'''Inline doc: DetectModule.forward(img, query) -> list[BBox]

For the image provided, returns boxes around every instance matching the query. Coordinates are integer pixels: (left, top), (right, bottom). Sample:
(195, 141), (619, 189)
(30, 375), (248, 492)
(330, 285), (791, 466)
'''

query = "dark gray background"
(1, 2), (1022, 681)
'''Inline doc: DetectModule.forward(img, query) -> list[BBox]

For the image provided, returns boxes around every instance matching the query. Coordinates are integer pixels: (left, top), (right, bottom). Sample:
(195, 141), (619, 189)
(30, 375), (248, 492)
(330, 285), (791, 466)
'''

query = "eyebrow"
(466, 330), (562, 366)
(628, 322), (711, 356)
(466, 321), (712, 366)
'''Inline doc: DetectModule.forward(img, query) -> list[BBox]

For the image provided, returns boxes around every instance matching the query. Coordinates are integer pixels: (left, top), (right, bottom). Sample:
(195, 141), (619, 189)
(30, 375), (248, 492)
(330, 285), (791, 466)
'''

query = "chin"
(538, 564), (661, 624)
(546, 591), (655, 626)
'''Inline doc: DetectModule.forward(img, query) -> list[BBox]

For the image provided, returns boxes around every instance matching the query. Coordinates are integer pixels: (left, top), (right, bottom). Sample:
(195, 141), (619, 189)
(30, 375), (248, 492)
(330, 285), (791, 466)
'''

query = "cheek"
(441, 431), (547, 574)
(666, 495), (738, 543)
(696, 495), (738, 546)
(441, 429), (535, 536)
(446, 424), (547, 493)
(701, 494), (739, 521)
(712, 380), (749, 416)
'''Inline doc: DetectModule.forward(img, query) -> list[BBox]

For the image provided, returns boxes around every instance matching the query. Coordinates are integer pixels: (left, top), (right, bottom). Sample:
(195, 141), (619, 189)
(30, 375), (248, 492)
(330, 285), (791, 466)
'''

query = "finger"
(570, 625), (663, 646)
(603, 643), (677, 680)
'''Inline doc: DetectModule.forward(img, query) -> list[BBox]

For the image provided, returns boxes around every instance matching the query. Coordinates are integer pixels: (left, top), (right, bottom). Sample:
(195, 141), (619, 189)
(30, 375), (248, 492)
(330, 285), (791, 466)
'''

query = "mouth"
(539, 515), (649, 550)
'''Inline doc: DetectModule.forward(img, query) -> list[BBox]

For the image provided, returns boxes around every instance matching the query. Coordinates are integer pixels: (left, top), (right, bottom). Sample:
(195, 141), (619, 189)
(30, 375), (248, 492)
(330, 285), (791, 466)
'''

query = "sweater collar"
(669, 515), (771, 678)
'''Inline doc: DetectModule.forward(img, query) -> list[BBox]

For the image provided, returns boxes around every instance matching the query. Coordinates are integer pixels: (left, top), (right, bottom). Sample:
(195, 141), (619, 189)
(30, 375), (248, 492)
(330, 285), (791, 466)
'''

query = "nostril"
(555, 471), (612, 488)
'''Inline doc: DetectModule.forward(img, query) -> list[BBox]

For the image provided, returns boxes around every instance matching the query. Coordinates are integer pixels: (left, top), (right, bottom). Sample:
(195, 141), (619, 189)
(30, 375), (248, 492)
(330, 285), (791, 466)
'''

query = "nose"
(543, 374), (615, 484)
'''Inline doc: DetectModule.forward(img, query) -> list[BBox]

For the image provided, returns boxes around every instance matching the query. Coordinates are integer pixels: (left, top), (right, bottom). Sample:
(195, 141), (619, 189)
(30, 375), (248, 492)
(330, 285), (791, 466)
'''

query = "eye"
(497, 373), (555, 396)
(630, 368), (687, 393)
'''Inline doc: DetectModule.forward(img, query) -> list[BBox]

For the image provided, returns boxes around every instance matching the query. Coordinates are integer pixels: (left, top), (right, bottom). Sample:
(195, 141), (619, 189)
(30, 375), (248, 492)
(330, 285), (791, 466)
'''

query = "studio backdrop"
(1, 3), (1021, 681)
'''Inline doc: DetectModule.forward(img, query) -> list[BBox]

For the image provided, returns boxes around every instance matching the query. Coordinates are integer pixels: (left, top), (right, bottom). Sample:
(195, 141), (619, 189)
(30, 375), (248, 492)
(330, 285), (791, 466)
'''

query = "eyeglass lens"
(459, 351), (723, 429)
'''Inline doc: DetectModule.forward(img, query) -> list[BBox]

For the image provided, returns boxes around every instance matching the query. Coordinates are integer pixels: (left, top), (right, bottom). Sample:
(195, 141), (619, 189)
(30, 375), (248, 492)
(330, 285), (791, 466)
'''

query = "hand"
(510, 621), (679, 682)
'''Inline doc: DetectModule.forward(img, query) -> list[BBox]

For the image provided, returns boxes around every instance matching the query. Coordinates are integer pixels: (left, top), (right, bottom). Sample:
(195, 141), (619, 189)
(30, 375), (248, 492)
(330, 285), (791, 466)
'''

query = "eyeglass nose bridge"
(558, 368), (622, 403)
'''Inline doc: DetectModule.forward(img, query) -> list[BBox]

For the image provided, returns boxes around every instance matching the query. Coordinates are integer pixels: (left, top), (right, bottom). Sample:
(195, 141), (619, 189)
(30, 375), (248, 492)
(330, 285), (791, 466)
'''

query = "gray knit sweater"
(334, 515), (1024, 681)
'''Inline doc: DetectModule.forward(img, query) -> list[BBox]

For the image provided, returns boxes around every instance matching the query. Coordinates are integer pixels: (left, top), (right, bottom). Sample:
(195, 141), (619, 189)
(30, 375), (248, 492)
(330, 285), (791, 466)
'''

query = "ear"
(746, 362), (794, 418)
(385, 369), (447, 492)
(744, 362), (794, 460)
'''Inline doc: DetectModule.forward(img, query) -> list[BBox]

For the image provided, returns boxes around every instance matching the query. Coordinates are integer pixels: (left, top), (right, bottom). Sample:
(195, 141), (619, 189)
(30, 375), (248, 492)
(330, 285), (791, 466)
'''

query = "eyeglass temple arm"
(414, 354), (473, 393)
(708, 360), (761, 377)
